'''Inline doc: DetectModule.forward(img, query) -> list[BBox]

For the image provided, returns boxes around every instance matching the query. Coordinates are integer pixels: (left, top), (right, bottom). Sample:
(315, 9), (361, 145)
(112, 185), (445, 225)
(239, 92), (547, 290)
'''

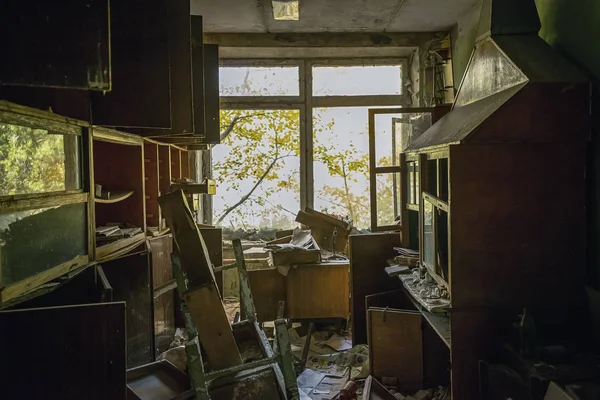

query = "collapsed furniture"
(159, 189), (299, 400)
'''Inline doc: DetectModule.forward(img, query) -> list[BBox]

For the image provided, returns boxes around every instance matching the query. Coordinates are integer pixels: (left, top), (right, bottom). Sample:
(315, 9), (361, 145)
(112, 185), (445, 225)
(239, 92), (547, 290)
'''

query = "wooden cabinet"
(0, 0), (110, 90)
(286, 262), (350, 319)
(396, 32), (590, 399)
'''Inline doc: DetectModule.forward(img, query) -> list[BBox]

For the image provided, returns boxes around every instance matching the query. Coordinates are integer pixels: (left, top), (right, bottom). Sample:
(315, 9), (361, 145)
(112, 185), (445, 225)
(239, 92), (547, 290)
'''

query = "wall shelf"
(95, 190), (134, 204)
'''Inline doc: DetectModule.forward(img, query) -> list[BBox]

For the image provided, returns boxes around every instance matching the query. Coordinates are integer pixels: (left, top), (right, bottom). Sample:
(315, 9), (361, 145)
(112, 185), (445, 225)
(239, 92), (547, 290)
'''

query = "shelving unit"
(144, 140), (161, 229)
(170, 147), (181, 181)
(95, 190), (134, 204)
(92, 127), (146, 261)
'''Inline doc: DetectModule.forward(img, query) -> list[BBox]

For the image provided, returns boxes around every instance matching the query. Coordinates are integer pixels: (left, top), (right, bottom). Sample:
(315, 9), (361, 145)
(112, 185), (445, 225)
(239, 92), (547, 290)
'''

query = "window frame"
(214, 57), (410, 228)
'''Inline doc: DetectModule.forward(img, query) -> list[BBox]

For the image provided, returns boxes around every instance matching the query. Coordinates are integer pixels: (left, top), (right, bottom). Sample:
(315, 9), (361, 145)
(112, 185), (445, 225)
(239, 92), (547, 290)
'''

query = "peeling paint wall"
(450, 0), (482, 91)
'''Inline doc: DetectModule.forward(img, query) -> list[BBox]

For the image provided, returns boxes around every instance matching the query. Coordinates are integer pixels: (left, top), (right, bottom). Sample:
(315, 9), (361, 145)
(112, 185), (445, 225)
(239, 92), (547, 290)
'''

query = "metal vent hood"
(405, 0), (587, 152)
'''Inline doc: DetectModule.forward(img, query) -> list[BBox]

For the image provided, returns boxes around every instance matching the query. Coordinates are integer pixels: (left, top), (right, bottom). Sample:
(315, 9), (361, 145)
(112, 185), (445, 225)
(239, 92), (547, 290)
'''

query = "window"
(219, 66), (299, 96)
(313, 65), (402, 96)
(213, 109), (300, 230)
(422, 192), (449, 286)
(0, 123), (81, 197)
(313, 107), (370, 229)
(215, 58), (408, 231)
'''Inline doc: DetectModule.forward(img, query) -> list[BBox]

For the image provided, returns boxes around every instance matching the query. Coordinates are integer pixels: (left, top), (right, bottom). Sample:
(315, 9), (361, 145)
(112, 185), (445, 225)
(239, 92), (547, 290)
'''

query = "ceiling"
(191, 0), (481, 33)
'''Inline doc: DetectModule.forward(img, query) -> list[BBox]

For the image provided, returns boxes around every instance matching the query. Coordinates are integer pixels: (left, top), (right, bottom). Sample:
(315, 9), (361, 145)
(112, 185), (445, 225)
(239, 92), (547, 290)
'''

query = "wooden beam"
(158, 190), (215, 287)
(0, 192), (88, 215)
(0, 255), (90, 303)
(204, 32), (445, 48)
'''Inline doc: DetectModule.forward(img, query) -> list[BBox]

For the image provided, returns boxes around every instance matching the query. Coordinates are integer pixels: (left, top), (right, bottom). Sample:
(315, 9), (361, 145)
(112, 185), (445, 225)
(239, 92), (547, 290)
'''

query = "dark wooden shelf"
(95, 190), (134, 204)
(96, 233), (146, 262)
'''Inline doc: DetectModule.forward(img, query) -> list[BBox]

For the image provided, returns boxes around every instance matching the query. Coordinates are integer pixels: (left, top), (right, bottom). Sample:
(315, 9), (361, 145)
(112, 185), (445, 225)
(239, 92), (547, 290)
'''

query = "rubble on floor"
(289, 327), (450, 400)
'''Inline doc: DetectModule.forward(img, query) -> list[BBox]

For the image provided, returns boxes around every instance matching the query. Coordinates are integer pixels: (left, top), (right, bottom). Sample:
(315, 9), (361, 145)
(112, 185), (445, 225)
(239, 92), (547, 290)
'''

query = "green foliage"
(214, 109), (397, 230)
(0, 124), (66, 196)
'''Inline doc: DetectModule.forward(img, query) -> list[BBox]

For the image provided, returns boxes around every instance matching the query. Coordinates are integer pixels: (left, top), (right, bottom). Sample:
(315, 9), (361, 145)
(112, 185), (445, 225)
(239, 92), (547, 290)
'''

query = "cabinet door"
(0, 0), (110, 90)
(367, 307), (423, 392)
(148, 235), (175, 356)
(0, 302), (126, 400)
(202, 43), (221, 145)
(143, 0), (195, 136)
(91, 0), (170, 128)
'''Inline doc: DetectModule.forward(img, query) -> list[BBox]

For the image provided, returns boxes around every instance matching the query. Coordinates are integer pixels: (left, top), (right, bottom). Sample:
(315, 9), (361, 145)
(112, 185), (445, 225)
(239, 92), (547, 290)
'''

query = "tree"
(213, 109), (300, 228)
(0, 124), (66, 196)
(213, 108), (399, 230)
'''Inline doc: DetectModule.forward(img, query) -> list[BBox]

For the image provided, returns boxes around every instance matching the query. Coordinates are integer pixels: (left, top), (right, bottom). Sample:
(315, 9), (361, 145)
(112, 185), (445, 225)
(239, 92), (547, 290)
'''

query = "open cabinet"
(92, 127), (146, 261)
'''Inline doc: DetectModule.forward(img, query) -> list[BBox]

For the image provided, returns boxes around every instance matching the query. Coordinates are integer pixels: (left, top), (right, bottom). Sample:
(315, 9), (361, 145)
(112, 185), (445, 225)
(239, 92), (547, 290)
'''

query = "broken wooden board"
(367, 307), (423, 393)
(269, 248), (321, 266)
(158, 190), (215, 287)
(185, 284), (242, 371)
(362, 376), (397, 400)
(295, 210), (350, 253)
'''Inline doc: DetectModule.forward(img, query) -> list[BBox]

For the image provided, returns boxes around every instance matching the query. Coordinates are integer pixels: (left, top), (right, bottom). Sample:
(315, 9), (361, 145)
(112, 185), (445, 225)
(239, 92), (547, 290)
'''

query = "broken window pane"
(0, 123), (81, 197)
(213, 109), (300, 230)
(313, 65), (402, 96)
(0, 202), (87, 287)
(219, 67), (300, 96)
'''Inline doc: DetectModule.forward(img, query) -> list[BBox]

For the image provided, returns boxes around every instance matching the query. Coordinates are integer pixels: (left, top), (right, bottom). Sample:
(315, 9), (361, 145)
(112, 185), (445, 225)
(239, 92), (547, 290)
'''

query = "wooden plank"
(303, 207), (350, 229)
(154, 291), (175, 355)
(102, 253), (154, 368)
(143, 0), (194, 136)
(349, 233), (401, 345)
(286, 264), (349, 319)
(191, 16), (206, 137)
(149, 235), (173, 289)
(96, 233), (147, 261)
(248, 269), (286, 322)
(158, 190), (215, 287)
(270, 249), (321, 266)
(144, 141), (160, 227)
(0, 192), (88, 215)
(362, 376), (396, 400)
(199, 227), (224, 294)
(0, 86), (91, 121)
(0, 255), (90, 303)
(296, 211), (350, 236)
(0, 0), (110, 90)
(367, 307), (423, 392)
(0, 302), (126, 400)
(184, 284), (242, 370)
(91, 0), (171, 128)
(203, 44), (221, 144)
(92, 126), (144, 146)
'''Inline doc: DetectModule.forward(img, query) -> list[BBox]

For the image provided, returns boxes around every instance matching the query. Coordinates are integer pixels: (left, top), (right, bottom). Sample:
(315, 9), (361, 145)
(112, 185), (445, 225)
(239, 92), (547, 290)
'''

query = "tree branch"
(216, 154), (291, 225)
(220, 113), (267, 142)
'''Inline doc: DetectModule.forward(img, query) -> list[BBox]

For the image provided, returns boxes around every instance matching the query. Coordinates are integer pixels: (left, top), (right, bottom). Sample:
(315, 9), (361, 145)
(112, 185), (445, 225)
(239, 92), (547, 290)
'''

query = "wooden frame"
(220, 58), (411, 213)
(0, 101), (91, 304)
(421, 191), (450, 290)
(92, 127), (146, 260)
(368, 107), (435, 232)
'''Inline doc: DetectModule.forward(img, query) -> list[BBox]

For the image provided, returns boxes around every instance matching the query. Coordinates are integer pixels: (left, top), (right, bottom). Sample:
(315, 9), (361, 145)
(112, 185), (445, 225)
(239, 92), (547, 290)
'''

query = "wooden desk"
(248, 261), (349, 321)
(286, 262), (349, 320)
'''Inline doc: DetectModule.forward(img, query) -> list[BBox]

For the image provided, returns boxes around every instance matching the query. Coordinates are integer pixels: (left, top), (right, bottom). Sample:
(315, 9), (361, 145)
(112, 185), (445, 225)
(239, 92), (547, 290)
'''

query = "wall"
(450, 0), (482, 91)
(535, 0), (600, 288)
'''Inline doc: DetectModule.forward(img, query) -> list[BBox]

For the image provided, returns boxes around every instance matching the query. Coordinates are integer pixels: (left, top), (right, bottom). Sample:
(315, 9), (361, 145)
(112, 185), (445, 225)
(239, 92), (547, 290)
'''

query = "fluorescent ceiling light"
(272, 0), (299, 20)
